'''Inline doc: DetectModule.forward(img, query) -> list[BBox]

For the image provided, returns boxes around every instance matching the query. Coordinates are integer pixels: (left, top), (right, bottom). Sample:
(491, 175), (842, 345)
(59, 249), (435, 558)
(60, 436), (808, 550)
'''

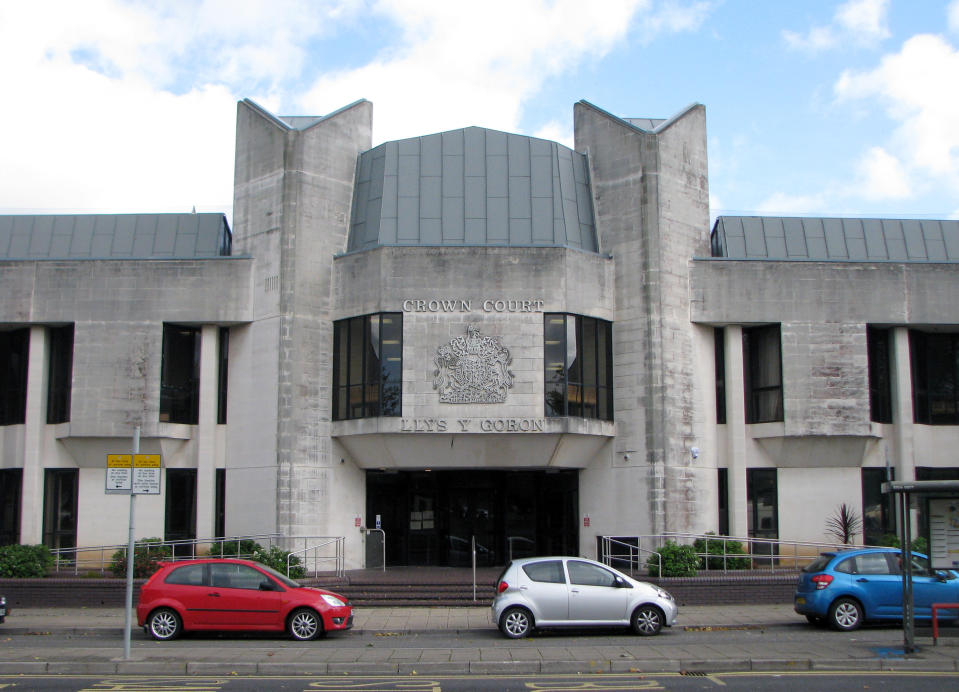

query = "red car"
(136, 558), (353, 641)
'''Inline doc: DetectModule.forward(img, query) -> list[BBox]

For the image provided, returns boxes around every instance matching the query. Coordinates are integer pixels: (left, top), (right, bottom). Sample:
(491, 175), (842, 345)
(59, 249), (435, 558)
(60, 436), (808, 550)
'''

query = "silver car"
(491, 556), (678, 638)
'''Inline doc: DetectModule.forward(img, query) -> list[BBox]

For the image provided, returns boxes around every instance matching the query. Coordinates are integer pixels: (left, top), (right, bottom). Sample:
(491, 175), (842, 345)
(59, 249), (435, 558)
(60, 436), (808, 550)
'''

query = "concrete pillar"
(195, 325), (219, 541)
(21, 326), (47, 543)
(724, 325), (748, 538)
(890, 326), (918, 536)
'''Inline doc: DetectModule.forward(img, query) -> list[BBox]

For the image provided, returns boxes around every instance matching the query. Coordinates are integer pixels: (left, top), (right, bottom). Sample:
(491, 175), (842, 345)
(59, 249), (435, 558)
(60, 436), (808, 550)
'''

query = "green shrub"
(646, 540), (698, 577)
(252, 545), (305, 579)
(0, 544), (54, 578)
(693, 534), (751, 570)
(110, 538), (172, 578)
(876, 534), (930, 556)
(216, 538), (260, 558)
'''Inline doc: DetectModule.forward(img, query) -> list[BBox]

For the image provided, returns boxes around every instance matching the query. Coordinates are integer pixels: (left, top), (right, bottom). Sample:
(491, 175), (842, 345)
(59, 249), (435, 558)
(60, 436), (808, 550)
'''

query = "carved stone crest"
(432, 325), (514, 403)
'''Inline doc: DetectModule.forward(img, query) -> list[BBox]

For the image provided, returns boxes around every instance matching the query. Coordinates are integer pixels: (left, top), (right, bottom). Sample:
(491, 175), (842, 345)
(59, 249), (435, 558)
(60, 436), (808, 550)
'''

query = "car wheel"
(631, 605), (664, 636)
(828, 598), (863, 631)
(500, 606), (533, 639)
(288, 608), (323, 641)
(805, 614), (826, 627)
(147, 608), (182, 641)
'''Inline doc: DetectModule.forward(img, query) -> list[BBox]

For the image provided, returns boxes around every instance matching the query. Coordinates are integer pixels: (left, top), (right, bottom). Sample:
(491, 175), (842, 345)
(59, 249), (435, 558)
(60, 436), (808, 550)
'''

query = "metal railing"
(287, 537), (345, 578)
(50, 534), (345, 576)
(600, 532), (875, 575)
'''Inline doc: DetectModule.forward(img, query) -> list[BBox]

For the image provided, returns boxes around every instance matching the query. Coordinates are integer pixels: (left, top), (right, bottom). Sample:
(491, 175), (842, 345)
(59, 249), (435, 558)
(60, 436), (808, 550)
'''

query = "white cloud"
(835, 34), (959, 196)
(949, 0), (959, 34)
(853, 147), (911, 199)
(783, 0), (889, 52)
(298, 0), (714, 143)
(754, 192), (828, 216)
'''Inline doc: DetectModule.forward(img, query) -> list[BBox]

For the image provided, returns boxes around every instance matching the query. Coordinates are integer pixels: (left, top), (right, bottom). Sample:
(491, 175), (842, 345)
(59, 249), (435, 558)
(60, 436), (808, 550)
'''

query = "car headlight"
(321, 594), (346, 607)
(655, 587), (673, 601)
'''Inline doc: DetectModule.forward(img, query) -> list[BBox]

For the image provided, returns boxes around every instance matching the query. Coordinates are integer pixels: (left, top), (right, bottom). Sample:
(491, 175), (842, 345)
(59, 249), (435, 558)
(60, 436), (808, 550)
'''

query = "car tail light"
(497, 581), (509, 593)
(811, 574), (833, 590)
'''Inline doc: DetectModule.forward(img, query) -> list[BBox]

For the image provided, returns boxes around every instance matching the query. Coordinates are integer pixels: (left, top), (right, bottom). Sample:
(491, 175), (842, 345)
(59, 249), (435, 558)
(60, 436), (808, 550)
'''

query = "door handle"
(571, 588), (580, 593)
(208, 592), (221, 597)
(856, 578), (868, 582)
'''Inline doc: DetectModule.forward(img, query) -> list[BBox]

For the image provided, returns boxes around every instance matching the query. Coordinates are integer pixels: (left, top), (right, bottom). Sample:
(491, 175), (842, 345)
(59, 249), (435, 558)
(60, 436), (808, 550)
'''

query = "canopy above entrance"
(335, 430), (613, 469)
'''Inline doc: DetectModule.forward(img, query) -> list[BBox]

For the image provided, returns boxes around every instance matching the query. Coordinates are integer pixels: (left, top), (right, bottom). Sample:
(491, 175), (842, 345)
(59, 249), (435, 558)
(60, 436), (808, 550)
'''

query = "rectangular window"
(0, 468), (22, 545)
(715, 327), (726, 424)
(717, 468), (729, 536)
(47, 325), (74, 424)
(332, 313), (402, 421)
(861, 467), (895, 545)
(216, 327), (229, 425)
(743, 325), (783, 424)
(867, 326), (892, 424)
(544, 314), (613, 421)
(165, 468), (197, 542)
(746, 468), (778, 539)
(160, 324), (200, 424)
(215, 468), (226, 538)
(0, 328), (29, 426)
(910, 330), (959, 424)
(42, 468), (78, 550)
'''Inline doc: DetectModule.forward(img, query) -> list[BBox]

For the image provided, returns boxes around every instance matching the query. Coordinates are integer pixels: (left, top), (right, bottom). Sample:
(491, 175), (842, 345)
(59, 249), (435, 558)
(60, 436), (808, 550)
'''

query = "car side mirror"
(616, 576), (632, 588)
(936, 571), (949, 583)
(259, 580), (276, 591)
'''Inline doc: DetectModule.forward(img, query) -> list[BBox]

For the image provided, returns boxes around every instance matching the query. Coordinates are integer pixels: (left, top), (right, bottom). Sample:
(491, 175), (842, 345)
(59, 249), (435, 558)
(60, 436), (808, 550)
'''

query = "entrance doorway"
(366, 469), (578, 567)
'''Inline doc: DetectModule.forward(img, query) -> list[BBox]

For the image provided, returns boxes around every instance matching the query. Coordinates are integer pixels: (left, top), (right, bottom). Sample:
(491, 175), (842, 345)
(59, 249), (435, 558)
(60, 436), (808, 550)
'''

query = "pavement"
(1, 604), (959, 676)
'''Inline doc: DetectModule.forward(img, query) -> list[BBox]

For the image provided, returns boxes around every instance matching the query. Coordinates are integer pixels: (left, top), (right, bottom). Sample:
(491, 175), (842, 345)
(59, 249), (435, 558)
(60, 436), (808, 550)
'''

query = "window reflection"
(544, 314), (612, 421)
(333, 313), (403, 421)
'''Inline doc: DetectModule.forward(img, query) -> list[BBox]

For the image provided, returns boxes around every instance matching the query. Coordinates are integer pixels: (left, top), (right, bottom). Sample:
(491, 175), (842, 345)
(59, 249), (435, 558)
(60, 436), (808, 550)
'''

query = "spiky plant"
(825, 503), (863, 545)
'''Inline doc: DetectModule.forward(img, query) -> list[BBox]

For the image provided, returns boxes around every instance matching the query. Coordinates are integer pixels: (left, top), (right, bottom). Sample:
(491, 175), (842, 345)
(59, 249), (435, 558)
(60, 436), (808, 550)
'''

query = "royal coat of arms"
(432, 325), (514, 403)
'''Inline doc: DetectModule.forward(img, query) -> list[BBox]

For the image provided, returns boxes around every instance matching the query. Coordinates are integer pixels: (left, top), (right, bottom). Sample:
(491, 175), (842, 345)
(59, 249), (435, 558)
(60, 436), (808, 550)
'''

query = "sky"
(1, 0), (958, 227)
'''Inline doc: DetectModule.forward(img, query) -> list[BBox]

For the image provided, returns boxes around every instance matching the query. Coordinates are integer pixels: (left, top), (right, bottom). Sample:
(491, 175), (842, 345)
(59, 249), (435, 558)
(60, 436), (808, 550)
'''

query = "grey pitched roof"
(347, 126), (598, 253)
(0, 213), (232, 259)
(711, 216), (959, 262)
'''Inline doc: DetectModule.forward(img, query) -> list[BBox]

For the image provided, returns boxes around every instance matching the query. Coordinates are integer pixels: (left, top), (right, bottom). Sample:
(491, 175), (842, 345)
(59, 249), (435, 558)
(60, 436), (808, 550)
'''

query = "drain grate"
(680, 671), (708, 677)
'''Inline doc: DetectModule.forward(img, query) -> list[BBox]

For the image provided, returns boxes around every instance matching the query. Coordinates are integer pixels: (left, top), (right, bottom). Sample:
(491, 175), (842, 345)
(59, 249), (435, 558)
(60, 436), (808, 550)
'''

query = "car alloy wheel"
(500, 606), (532, 639)
(147, 608), (182, 641)
(631, 605), (663, 636)
(288, 608), (323, 641)
(829, 598), (863, 631)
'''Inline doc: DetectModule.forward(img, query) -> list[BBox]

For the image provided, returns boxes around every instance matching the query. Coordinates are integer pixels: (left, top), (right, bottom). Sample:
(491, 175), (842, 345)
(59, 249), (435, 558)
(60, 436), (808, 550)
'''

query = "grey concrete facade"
(2, 97), (957, 568)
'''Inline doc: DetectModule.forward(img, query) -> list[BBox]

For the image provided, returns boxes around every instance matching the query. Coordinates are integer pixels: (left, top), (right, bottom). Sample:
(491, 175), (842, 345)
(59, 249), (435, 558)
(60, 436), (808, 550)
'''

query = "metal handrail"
(49, 534), (346, 575)
(599, 532), (879, 575)
(286, 537), (345, 578)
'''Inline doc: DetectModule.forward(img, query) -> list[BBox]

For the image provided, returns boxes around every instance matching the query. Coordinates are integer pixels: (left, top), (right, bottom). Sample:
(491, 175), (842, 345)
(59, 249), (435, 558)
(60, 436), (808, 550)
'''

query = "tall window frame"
(160, 324), (200, 425)
(743, 324), (783, 424)
(910, 330), (959, 425)
(164, 468), (197, 542)
(42, 468), (78, 550)
(0, 328), (29, 426)
(0, 468), (22, 545)
(333, 313), (402, 421)
(47, 324), (74, 424)
(715, 327), (726, 424)
(216, 327), (229, 425)
(544, 314), (613, 421)
(867, 326), (892, 424)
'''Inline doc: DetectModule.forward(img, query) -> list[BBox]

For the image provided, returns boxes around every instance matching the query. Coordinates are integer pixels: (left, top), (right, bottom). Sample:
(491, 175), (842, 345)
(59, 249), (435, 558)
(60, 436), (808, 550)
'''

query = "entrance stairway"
(308, 566), (503, 607)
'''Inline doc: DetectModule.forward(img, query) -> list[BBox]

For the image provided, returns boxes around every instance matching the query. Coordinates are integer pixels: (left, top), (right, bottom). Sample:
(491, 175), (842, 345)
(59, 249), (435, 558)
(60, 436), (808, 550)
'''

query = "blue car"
(794, 547), (959, 630)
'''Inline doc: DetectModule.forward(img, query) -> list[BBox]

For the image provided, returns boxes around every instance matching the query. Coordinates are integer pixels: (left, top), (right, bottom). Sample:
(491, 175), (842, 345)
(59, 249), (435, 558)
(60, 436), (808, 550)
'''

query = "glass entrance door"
(366, 469), (577, 567)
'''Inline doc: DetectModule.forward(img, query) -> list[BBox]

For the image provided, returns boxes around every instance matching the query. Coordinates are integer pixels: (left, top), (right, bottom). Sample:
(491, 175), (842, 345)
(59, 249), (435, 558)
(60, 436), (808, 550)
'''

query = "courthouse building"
(1, 98), (958, 568)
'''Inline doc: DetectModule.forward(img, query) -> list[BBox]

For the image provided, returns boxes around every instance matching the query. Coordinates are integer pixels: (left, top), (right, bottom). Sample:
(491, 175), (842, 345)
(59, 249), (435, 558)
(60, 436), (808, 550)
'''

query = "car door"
(207, 563), (285, 628)
(839, 552), (902, 618)
(518, 559), (568, 624)
(906, 554), (959, 617)
(565, 560), (630, 624)
(160, 562), (216, 627)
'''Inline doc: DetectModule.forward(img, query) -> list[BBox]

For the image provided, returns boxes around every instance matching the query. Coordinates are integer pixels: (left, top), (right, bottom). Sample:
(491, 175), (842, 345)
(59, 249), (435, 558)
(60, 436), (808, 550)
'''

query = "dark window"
(215, 468), (226, 538)
(522, 560), (566, 584)
(715, 327), (726, 424)
(718, 468), (729, 536)
(0, 328), (29, 426)
(164, 469), (197, 542)
(868, 326), (892, 423)
(747, 468), (778, 539)
(0, 468), (22, 545)
(160, 324), (200, 424)
(42, 468), (78, 550)
(544, 314), (613, 421)
(743, 325), (783, 424)
(165, 562), (206, 586)
(47, 325), (74, 424)
(332, 313), (402, 421)
(216, 327), (229, 425)
(862, 467), (896, 545)
(567, 560), (617, 587)
(910, 330), (959, 424)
